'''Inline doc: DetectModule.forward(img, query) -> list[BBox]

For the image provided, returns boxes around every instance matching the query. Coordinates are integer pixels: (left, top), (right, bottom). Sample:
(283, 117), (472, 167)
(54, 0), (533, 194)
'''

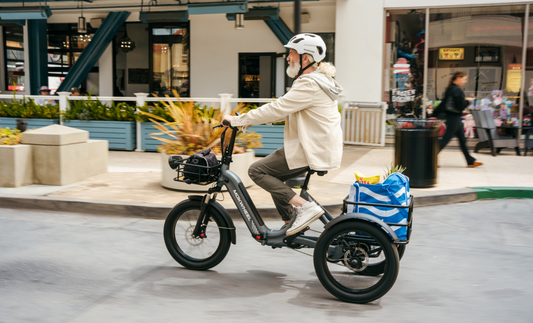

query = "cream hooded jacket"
(231, 71), (343, 171)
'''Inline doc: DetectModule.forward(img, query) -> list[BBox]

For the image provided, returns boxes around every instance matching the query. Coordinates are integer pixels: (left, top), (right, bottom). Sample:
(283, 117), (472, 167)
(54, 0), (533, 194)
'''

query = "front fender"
(325, 213), (400, 243)
(188, 195), (236, 244)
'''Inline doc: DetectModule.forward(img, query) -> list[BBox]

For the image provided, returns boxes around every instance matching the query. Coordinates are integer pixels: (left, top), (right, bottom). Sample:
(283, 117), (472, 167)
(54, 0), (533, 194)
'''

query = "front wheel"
(314, 221), (399, 303)
(163, 199), (231, 270)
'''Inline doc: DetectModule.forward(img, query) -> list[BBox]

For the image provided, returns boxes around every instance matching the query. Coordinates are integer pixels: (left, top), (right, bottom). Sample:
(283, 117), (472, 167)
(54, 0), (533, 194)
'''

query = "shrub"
(0, 127), (21, 145)
(63, 95), (136, 121)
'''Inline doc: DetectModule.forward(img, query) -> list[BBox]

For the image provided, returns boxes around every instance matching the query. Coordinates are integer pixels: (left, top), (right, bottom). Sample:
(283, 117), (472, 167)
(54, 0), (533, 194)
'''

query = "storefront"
(383, 3), (533, 128)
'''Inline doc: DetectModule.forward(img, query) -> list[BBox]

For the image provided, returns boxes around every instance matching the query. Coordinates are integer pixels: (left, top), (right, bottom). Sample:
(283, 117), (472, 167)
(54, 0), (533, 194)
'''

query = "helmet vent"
(292, 38), (304, 44)
(317, 46), (324, 55)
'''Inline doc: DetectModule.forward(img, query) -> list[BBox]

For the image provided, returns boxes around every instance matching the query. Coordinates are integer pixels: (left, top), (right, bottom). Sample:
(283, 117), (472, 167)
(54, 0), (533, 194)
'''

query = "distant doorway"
(238, 53), (276, 99)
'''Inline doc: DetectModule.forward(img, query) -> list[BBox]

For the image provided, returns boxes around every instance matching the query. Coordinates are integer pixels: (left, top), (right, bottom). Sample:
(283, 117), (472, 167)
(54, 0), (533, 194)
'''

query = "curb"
(0, 187), (484, 220)
(471, 187), (533, 200)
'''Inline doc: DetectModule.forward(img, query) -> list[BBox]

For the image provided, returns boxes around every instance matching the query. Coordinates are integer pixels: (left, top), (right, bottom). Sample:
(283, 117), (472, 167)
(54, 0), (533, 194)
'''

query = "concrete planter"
(0, 145), (33, 187)
(0, 117), (59, 130)
(161, 150), (255, 191)
(248, 124), (284, 156)
(64, 120), (136, 151)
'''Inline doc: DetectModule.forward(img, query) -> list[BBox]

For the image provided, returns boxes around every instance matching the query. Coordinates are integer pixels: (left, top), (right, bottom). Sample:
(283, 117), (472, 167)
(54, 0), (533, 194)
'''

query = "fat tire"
(163, 199), (231, 270)
(314, 221), (399, 303)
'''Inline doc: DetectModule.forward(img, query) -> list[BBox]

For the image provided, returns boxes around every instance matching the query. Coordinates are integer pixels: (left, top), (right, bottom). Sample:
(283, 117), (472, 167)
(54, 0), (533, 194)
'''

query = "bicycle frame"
(192, 126), (335, 249)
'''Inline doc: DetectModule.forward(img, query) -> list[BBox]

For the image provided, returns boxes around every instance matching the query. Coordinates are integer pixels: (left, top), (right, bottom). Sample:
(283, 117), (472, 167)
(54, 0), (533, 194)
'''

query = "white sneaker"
(286, 201), (325, 236)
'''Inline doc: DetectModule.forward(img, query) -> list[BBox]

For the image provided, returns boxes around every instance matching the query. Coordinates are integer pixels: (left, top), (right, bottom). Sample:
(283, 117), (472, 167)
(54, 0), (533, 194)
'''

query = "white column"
(219, 93), (233, 114)
(23, 24), (31, 96)
(98, 43), (114, 97)
(335, 0), (384, 103)
(134, 93), (149, 151)
(57, 91), (70, 125)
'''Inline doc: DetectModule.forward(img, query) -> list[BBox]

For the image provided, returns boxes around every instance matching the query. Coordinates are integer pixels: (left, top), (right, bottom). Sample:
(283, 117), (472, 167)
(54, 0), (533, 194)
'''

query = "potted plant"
(140, 92), (260, 191)
(63, 93), (137, 151)
(0, 127), (32, 187)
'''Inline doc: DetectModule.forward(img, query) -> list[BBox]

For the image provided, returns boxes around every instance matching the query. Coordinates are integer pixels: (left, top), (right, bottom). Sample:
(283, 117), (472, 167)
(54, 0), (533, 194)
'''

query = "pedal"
(282, 227), (309, 249)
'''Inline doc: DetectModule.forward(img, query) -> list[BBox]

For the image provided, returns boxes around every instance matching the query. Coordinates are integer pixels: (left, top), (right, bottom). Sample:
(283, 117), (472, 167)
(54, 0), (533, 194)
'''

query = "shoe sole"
(286, 209), (325, 236)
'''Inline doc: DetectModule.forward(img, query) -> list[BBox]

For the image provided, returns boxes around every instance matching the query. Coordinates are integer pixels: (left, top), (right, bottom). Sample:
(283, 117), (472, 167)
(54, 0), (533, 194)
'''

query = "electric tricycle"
(163, 122), (414, 303)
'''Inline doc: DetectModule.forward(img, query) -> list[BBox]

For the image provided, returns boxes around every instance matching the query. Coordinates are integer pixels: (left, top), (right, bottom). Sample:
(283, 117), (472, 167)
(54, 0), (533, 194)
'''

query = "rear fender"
(324, 213), (400, 243)
(188, 195), (236, 244)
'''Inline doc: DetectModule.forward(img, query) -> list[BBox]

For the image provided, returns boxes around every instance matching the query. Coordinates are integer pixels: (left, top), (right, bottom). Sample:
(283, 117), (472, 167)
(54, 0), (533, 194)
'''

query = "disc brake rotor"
(343, 247), (369, 272)
(185, 224), (204, 246)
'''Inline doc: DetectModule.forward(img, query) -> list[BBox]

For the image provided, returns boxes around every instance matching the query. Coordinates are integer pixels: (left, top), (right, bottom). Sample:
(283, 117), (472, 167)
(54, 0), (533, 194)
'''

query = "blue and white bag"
(347, 173), (410, 240)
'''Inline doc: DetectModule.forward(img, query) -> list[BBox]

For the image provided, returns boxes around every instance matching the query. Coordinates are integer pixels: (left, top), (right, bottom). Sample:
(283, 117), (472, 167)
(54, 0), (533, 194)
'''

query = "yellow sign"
(439, 48), (464, 60)
(506, 64), (522, 93)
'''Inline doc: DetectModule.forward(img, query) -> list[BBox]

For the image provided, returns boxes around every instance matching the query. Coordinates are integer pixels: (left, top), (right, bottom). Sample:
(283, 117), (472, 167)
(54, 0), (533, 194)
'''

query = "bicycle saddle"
(308, 169), (328, 176)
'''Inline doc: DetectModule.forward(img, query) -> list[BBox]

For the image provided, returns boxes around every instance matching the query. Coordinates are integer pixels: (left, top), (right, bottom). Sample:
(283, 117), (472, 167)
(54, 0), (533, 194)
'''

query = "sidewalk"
(1, 145), (532, 220)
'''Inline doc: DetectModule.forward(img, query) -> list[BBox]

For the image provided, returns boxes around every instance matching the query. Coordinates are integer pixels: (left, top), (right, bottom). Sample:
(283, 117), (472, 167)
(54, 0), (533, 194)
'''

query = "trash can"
(393, 118), (442, 188)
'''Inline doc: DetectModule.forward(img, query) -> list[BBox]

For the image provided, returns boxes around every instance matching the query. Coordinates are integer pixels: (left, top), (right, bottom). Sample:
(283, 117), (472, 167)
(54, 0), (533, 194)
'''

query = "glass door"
(239, 53), (276, 99)
(151, 26), (189, 97)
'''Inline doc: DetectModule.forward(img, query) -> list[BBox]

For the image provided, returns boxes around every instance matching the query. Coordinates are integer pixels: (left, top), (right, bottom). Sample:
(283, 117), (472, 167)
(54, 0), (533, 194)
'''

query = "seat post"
(300, 170), (314, 191)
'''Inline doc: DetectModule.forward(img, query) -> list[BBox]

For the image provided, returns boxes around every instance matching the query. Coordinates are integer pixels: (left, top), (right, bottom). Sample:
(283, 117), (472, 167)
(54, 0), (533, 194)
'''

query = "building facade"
(1, 0), (533, 125)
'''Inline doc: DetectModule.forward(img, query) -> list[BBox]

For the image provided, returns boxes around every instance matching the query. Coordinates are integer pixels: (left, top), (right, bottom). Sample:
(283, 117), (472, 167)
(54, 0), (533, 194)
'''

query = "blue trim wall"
(57, 11), (131, 92)
(27, 19), (49, 95)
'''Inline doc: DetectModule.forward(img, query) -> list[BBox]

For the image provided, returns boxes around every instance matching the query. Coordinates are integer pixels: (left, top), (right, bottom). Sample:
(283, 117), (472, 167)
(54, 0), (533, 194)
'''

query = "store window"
(150, 25), (190, 97)
(384, 10), (426, 117)
(47, 24), (96, 94)
(428, 5), (526, 122)
(4, 25), (25, 92)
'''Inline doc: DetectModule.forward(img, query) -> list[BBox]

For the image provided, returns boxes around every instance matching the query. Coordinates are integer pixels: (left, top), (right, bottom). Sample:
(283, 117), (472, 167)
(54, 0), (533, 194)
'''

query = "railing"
(0, 92), (275, 151)
(341, 101), (386, 147)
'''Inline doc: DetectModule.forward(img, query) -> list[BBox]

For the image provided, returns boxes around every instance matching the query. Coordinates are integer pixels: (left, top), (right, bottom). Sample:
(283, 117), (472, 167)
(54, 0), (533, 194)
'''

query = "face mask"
(286, 61), (300, 78)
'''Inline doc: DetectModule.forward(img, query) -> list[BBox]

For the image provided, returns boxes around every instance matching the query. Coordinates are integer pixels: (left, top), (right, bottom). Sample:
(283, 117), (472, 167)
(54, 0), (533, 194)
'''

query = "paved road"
(1, 200), (532, 323)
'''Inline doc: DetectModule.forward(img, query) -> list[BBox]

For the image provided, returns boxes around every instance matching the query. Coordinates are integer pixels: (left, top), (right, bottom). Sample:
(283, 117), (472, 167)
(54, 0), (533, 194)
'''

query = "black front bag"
(182, 148), (219, 183)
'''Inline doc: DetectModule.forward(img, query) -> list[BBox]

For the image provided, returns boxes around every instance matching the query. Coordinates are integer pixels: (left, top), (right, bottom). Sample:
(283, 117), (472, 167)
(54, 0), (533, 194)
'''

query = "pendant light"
(77, 1), (87, 33)
(235, 13), (244, 29)
(119, 26), (136, 53)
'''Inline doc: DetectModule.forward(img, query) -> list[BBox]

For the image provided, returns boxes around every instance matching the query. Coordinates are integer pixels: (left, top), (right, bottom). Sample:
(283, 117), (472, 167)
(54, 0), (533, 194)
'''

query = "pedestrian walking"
(434, 71), (482, 168)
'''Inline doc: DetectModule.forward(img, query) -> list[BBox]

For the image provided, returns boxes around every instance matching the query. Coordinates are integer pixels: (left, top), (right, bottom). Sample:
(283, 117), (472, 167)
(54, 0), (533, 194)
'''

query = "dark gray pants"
(248, 148), (308, 221)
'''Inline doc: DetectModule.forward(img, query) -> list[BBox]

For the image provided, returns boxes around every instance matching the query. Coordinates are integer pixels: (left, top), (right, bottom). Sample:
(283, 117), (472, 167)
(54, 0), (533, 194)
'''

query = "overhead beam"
(226, 7), (279, 21)
(188, 1), (247, 15)
(0, 6), (52, 19)
(139, 10), (188, 23)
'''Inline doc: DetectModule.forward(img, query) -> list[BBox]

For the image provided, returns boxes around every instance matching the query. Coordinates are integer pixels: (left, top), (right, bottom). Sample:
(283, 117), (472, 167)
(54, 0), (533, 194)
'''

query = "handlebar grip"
(222, 120), (231, 126)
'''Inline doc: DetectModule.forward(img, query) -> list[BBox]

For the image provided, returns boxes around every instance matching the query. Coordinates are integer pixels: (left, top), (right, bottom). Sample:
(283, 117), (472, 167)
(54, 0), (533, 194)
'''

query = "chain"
(291, 246), (350, 269)
(290, 248), (313, 257)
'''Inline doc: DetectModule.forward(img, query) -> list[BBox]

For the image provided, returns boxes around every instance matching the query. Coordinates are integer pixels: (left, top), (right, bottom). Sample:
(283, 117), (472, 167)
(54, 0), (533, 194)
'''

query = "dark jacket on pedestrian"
(433, 84), (469, 118)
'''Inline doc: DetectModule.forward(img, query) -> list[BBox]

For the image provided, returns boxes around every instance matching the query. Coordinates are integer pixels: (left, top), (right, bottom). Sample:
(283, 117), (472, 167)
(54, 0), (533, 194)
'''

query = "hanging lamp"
(77, 1), (87, 33)
(119, 27), (136, 53)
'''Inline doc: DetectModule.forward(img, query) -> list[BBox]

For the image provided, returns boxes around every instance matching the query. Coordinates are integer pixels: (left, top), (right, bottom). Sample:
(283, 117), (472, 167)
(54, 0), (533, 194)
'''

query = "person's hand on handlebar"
(222, 115), (233, 127)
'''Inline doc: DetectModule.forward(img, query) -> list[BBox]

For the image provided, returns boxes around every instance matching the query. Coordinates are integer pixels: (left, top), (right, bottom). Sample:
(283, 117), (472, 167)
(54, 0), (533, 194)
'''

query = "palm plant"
(140, 90), (249, 155)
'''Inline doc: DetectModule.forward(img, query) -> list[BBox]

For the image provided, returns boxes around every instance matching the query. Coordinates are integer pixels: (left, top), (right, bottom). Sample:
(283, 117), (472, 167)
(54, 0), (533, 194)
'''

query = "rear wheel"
(314, 221), (399, 303)
(163, 199), (231, 270)
(357, 244), (406, 276)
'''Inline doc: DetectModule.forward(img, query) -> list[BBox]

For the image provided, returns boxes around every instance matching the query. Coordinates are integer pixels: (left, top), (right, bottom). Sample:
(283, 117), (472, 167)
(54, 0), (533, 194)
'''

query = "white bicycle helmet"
(284, 33), (327, 63)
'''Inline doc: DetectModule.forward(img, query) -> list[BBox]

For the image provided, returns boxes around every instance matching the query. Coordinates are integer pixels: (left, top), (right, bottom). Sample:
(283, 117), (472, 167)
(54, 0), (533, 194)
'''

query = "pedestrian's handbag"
(182, 148), (219, 183)
(445, 95), (462, 114)
(347, 173), (410, 240)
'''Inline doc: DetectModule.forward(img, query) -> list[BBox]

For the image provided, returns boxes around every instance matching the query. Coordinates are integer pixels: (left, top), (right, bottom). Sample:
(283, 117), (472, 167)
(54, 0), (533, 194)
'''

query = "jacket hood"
(299, 71), (343, 101)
